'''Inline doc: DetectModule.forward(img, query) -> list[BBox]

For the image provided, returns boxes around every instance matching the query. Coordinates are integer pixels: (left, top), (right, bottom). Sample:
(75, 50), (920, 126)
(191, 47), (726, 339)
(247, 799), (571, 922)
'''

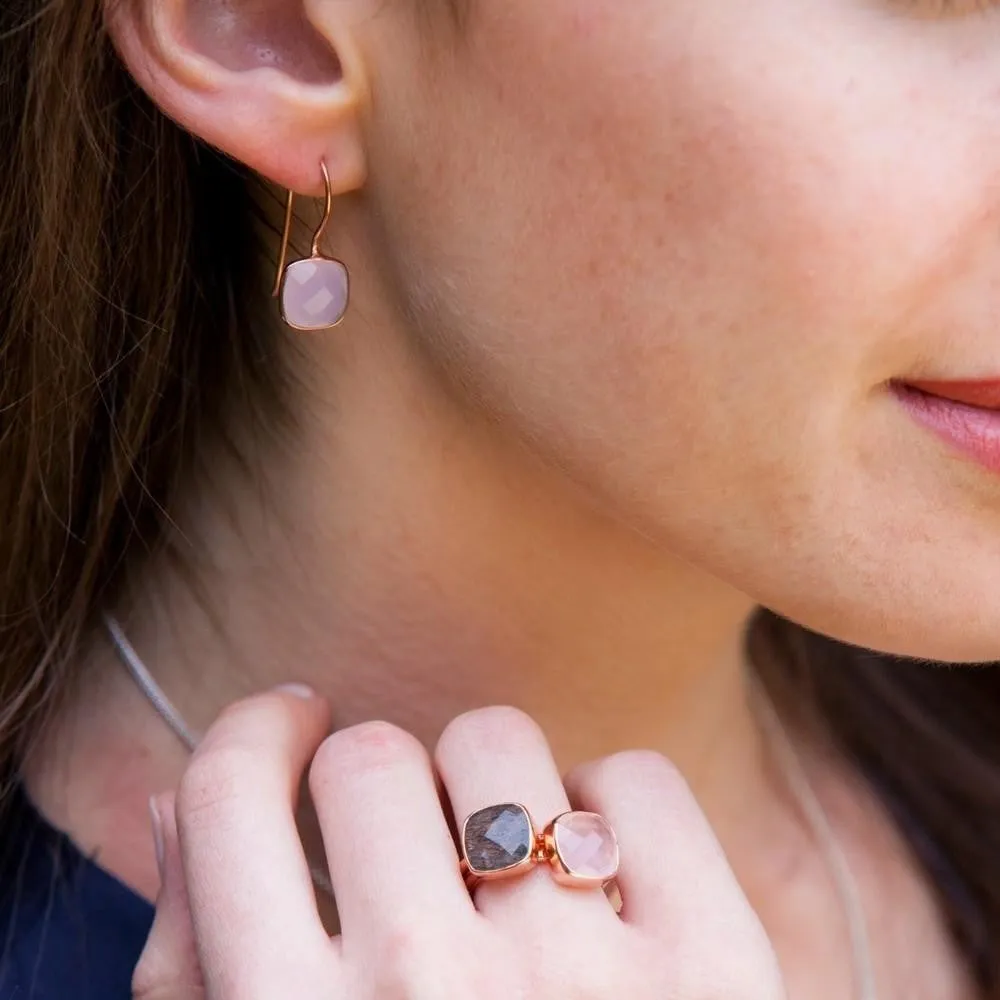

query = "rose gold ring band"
(458, 803), (621, 900)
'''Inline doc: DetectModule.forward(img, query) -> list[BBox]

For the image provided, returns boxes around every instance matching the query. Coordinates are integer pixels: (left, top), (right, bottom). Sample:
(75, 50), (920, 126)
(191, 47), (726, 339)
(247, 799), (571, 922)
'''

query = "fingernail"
(275, 683), (316, 700)
(148, 796), (165, 879)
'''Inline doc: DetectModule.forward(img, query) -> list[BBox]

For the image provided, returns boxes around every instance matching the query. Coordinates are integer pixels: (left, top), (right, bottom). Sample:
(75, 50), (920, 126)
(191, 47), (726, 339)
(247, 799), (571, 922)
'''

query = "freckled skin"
(353, 1), (1000, 661)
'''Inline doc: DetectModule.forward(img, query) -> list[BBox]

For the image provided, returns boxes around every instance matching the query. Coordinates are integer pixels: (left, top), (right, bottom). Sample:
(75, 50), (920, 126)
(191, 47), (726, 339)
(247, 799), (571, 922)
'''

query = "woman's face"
(357, 0), (1000, 662)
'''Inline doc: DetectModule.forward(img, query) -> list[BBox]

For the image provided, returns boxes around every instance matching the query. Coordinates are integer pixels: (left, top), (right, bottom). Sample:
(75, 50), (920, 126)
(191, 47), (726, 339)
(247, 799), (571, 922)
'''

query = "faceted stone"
(281, 257), (349, 331)
(463, 804), (533, 875)
(553, 812), (619, 881)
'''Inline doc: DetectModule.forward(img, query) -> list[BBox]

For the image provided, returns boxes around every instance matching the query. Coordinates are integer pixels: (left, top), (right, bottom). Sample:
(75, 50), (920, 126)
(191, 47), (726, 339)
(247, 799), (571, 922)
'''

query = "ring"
(459, 803), (620, 891)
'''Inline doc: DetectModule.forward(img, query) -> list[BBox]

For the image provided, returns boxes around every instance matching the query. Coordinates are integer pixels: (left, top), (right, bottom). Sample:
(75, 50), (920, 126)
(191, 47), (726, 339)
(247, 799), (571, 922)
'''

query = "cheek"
(368, 1), (1000, 655)
(392, 3), (968, 473)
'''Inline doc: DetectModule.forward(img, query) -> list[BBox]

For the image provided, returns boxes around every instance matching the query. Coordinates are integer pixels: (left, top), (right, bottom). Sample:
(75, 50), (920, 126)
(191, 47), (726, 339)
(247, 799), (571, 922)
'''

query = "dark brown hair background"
(1, 1), (998, 994)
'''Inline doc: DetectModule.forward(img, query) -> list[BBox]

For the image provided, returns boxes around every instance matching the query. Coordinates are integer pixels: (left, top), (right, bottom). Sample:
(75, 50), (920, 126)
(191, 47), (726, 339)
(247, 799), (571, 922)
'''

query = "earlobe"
(104, 0), (369, 197)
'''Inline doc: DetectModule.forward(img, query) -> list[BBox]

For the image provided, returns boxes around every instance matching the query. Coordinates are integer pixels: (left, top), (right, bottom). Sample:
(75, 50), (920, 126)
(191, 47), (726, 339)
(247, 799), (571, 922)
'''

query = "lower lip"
(894, 382), (1000, 476)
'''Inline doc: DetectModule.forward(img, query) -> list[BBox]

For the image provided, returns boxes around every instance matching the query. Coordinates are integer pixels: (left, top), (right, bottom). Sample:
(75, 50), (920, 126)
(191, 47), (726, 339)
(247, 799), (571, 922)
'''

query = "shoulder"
(0, 785), (153, 1000)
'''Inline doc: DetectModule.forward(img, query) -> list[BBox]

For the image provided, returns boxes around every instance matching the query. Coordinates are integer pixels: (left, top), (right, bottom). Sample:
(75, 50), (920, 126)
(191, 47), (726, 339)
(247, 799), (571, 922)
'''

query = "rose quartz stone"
(553, 812), (619, 880)
(281, 258), (349, 330)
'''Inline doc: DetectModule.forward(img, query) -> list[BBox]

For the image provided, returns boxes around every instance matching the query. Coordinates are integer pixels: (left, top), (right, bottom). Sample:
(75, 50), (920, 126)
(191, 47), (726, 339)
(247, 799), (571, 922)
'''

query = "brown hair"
(1, 1), (998, 995)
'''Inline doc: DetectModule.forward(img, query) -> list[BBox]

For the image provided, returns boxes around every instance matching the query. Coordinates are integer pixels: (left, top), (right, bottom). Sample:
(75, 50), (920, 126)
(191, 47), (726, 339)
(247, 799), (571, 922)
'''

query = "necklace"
(105, 613), (877, 999)
(747, 672), (879, 1000)
(103, 614), (336, 898)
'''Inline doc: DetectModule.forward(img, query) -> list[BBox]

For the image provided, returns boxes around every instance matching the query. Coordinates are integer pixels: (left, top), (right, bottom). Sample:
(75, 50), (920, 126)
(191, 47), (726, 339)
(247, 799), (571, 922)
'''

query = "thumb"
(132, 793), (205, 1000)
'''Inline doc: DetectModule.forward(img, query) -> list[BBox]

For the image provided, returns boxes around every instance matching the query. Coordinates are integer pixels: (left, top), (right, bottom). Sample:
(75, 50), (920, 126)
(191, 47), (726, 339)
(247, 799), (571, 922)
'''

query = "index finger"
(174, 687), (337, 999)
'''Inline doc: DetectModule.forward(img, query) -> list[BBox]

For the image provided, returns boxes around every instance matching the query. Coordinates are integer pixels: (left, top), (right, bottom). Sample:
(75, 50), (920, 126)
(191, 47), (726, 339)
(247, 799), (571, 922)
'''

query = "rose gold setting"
(272, 161), (351, 331)
(459, 805), (621, 901)
(460, 802), (537, 889)
(542, 811), (620, 888)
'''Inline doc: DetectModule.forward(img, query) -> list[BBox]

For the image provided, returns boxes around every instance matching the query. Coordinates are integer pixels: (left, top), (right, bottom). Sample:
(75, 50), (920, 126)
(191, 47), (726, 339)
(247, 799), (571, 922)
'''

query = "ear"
(104, 0), (370, 197)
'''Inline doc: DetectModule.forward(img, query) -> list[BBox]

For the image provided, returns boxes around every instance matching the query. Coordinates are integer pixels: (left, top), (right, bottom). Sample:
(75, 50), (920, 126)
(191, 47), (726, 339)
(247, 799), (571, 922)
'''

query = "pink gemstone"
(281, 258), (349, 331)
(553, 812), (619, 881)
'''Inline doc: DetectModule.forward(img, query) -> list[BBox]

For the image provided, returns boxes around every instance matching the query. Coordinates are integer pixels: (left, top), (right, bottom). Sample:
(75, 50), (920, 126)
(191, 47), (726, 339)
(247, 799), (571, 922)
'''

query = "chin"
(777, 584), (1000, 667)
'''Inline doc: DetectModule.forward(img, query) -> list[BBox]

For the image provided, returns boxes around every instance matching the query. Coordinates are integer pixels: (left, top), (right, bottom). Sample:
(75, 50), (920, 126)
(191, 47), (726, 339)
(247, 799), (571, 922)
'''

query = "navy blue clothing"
(0, 785), (153, 1000)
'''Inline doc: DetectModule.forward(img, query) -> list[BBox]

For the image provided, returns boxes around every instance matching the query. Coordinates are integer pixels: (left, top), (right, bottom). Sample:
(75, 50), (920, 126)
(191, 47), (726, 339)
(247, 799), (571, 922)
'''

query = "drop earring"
(272, 161), (350, 331)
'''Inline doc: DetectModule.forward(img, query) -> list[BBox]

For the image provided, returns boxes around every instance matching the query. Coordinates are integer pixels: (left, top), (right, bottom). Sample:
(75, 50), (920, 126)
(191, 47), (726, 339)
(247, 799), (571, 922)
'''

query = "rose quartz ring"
(459, 803), (620, 891)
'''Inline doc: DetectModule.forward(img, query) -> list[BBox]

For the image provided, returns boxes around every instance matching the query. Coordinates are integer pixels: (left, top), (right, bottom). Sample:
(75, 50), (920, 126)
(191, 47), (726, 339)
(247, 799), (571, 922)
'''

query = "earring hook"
(272, 161), (334, 299)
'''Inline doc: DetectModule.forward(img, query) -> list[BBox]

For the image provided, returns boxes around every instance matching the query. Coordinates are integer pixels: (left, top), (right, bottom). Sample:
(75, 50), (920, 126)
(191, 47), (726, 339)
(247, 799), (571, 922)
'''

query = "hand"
(133, 691), (786, 999)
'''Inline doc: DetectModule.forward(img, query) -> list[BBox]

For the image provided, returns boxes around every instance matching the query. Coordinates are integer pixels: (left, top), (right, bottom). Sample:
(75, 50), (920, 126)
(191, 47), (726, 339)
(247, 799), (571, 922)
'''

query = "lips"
(893, 378), (1000, 478)
(899, 379), (1000, 411)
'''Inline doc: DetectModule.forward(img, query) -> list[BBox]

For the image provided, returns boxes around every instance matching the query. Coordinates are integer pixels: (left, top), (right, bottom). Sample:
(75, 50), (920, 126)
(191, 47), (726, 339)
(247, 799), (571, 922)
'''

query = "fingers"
(564, 750), (762, 935)
(156, 698), (781, 1000)
(174, 687), (337, 998)
(132, 794), (204, 1000)
(435, 706), (614, 923)
(308, 720), (474, 942)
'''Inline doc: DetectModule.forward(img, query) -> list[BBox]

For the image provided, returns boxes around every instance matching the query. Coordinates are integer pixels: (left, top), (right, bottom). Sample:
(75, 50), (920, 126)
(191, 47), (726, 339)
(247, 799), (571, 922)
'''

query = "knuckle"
(379, 920), (440, 973)
(437, 705), (545, 760)
(310, 721), (425, 788)
(200, 686), (324, 759)
(668, 927), (785, 1000)
(175, 742), (258, 827)
(724, 932), (787, 998)
(602, 748), (689, 791)
(376, 927), (517, 1000)
(374, 927), (457, 1000)
(208, 691), (290, 742)
(573, 748), (693, 805)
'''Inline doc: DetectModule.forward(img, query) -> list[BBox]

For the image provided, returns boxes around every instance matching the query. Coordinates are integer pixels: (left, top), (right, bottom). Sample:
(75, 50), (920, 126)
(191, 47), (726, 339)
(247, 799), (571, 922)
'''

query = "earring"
(272, 161), (350, 331)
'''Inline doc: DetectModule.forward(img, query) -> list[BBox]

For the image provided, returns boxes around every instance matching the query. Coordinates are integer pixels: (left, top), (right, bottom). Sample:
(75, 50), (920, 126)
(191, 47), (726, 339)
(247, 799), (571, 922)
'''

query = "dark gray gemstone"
(463, 804), (533, 874)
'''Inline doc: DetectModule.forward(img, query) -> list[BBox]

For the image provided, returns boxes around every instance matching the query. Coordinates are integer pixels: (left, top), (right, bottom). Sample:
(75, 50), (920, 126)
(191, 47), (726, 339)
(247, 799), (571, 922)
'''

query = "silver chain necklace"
(104, 612), (877, 999)
(103, 614), (335, 897)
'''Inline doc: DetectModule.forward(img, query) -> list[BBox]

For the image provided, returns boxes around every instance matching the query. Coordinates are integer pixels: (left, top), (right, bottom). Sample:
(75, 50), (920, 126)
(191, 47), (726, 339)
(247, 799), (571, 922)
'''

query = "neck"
(22, 305), (781, 906)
